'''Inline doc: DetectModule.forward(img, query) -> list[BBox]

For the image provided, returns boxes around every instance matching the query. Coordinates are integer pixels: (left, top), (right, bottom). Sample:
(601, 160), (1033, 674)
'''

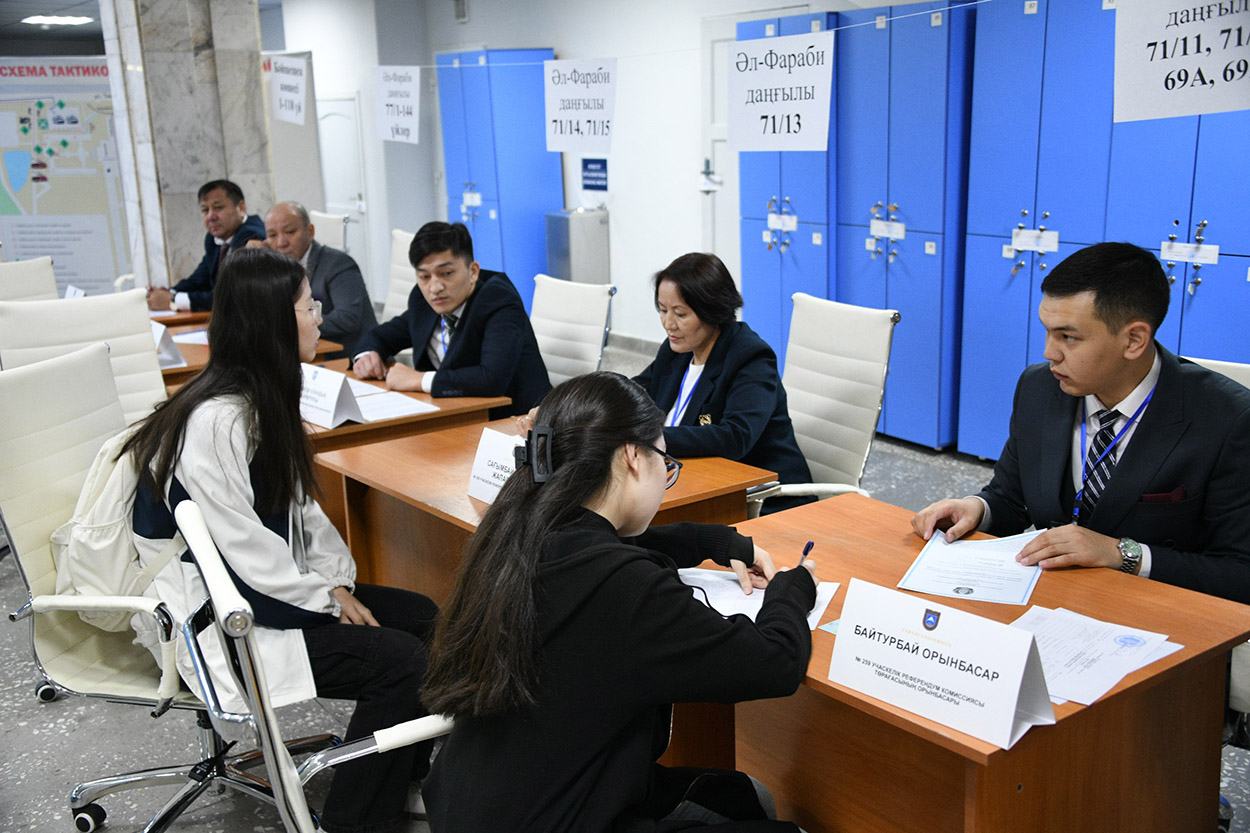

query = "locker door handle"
(766, 233), (777, 251)
(1188, 276), (1202, 296)
(780, 233), (790, 253)
(1166, 262), (1177, 285)
(1010, 260), (1026, 276)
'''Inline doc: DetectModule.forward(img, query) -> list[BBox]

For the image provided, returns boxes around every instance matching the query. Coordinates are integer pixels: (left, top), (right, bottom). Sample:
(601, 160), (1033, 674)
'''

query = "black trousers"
(303, 584), (439, 833)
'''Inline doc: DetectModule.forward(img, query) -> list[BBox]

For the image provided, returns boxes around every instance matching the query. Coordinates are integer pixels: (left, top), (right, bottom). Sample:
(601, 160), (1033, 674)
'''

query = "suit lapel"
(1089, 347), (1185, 532)
(306, 241), (322, 280)
(1036, 380), (1078, 521)
(680, 326), (731, 426)
(440, 278), (483, 368)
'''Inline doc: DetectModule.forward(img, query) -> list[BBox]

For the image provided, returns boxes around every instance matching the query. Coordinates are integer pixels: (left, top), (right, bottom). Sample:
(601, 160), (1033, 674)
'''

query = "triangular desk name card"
(150, 320), (186, 369)
(829, 578), (1054, 749)
(467, 427), (523, 504)
(300, 364), (364, 428)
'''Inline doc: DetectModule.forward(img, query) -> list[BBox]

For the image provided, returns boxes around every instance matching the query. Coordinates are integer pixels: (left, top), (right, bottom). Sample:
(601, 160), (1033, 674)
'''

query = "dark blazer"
(306, 240), (376, 359)
(634, 321), (813, 513)
(979, 344), (1250, 603)
(354, 269), (550, 418)
(173, 214), (266, 311)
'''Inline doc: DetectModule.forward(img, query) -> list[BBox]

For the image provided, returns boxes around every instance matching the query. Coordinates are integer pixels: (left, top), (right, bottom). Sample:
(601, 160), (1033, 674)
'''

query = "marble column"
(100, 0), (274, 287)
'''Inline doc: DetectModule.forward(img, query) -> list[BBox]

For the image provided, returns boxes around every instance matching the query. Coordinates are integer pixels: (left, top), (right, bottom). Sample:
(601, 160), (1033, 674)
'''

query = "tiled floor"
(1, 437), (1246, 831)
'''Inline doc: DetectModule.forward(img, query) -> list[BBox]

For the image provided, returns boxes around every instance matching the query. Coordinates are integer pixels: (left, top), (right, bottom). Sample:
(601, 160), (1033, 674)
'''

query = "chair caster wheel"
(73, 803), (106, 832)
(35, 682), (59, 702)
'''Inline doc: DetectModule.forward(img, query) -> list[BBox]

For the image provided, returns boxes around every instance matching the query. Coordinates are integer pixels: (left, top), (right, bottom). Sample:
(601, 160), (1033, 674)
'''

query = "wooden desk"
(161, 325), (342, 386)
(732, 494), (1250, 833)
(150, 310), (210, 327)
(315, 419), (775, 601)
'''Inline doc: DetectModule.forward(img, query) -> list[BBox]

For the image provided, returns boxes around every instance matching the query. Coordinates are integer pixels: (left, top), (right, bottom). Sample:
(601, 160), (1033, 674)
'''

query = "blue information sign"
(581, 158), (608, 191)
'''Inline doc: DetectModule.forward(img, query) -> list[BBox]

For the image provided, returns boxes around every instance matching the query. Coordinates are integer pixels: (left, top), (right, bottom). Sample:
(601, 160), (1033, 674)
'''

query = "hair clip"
(515, 426), (555, 483)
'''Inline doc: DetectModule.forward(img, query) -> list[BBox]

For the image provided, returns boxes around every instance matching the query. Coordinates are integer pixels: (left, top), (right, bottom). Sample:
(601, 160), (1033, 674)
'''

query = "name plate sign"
(829, 579), (1054, 749)
(467, 427), (523, 504)
(300, 364), (364, 429)
(1011, 227), (1059, 253)
(729, 29), (835, 152)
(1160, 240), (1219, 264)
(869, 219), (906, 240)
(150, 320), (186, 369)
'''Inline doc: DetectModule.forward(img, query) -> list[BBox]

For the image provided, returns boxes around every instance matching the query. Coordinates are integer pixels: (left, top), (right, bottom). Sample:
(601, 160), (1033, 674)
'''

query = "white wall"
(281, 0), (396, 301)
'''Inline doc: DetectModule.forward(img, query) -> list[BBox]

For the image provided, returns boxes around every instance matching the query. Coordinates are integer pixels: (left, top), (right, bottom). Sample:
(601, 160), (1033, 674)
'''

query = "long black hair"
(422, 372), (664, 718)
(123, 247), (315, 514)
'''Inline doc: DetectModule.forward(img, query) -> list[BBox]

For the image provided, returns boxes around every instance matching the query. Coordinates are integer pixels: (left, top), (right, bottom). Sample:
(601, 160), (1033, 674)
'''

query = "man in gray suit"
(258, 202), (377, 358)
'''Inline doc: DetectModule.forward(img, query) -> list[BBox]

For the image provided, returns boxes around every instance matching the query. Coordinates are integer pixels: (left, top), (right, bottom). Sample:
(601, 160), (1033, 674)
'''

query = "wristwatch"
(1118, 538), (1143, 574)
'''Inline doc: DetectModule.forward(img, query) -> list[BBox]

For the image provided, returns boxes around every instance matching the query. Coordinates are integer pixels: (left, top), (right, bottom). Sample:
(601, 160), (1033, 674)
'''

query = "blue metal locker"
(958, 236), (1035, 460)
(885, 232), (947, 443)
(1105, 117), (1199, 248)
(740, 217), (783, 352)
(459, 52), (500, 203)
(835, 9), (889, 227)
(964, 0), (1047, 238)
(1155, 258), (1186, 354)
(1192, 110), (1250, 256)
(887, 2), (953, 235)
(436, 54), (471, 211)
(1034, 2), (1116, 247)
(780, 224), (829, 359)
(1026, 241), (1087, 366)
(1179, 255), (1250, 361)
(469, 199), (503, 274)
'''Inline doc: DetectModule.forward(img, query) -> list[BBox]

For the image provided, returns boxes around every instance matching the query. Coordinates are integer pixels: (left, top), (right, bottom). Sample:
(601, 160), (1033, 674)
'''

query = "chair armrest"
(747, 482), (869, 505)
(114, 273), (135, 291)
(298, 714), (455, 782)
(29, 594), (181, 712)
(175, 501), (252, 637)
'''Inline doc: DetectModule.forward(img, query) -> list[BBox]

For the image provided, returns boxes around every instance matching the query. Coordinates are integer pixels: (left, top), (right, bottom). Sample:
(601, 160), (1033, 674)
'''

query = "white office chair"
(747, 293), (900, 518)
(1186, 356), (1250, 390)
(113, 273), (136, 291)
(0, 288), (167, 425)
(382, 228), (417, 367)
(0, 256), (58, 301)
(309, 209), (349, 252)
(530, 274), (616, 386)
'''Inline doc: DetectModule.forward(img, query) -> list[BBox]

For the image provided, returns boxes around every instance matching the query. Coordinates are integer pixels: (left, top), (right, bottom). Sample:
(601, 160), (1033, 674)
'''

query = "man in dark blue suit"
(353, 222), (550, 418)
(913, 242), (1250, 603)
(147, 180), (265, 312)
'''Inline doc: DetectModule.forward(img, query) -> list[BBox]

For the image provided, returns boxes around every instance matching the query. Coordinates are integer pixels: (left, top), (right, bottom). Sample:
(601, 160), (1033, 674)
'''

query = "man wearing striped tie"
(912, 242), (1250, 604)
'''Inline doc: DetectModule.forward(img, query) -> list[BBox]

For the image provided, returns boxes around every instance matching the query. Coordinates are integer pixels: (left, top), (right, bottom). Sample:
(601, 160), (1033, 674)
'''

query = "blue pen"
(798, 540), (814, 567)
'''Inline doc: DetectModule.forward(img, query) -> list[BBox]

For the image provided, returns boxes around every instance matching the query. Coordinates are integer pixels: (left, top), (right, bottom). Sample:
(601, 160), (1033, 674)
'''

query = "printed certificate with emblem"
(897, 530), (1043, 605)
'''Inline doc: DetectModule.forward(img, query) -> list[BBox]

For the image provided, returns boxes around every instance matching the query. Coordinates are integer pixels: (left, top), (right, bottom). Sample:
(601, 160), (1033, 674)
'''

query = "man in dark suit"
(260, 201), (376, 358)
(147, 179), (265, 312)
(353, 221), (550, 418)
(913, 242), (1250, 603)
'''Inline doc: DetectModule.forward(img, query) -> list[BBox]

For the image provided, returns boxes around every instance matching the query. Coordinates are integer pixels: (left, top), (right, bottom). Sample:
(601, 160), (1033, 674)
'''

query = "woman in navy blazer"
(633, 253), (812, 514)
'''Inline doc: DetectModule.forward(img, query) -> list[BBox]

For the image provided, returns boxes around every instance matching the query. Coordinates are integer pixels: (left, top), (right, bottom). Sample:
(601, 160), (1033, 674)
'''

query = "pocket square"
(1141, 485), (1186, 504)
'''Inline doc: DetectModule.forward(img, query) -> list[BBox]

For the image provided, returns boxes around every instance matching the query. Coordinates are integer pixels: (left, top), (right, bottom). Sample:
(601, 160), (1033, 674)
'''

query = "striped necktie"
(1079, 408), (1121, 520)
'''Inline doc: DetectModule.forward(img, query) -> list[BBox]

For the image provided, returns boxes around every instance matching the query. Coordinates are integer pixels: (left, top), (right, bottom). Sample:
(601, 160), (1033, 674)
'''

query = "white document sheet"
(898, 530), (1043, 605)
(355, 391), (439, 422)
(171, 329), (209, 346)
(347, 376), (384, 398)
(149, 309), (177, 318)
(677, 567), (838, 631)
(1010, 606), (1177, 705)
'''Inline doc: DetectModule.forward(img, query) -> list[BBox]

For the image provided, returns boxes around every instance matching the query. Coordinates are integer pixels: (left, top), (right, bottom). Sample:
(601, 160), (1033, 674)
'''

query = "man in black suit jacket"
(354, 221), (550, 418)
(261, 201), (377, 358)
(913, 242), (1250, 603)
(147, 179), (265, 312)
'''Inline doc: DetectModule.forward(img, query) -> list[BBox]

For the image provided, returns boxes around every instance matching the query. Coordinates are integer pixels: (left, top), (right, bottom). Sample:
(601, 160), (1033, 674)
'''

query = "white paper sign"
(1011, 227), (1060, 253)
(870, 219), (906, 240)
(270, 55), (307, 126)
(150, 320), (186, 369)
(299, 364), (364, 429)
(1114, 0), (1250, 122)
(544, 58), (617, 153)
(64, 284), (86, 298)
(1160, 240), (1220, 264)
(829, 579), (1054, 749)
(678, 567), (839, 630)
(375, 66), (420, 144)
(467, 427), (523, 504)
(729, 30), (835, 151)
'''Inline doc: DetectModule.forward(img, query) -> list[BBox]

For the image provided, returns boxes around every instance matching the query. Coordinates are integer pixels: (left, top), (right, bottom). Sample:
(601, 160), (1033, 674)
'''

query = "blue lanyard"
(440, 318), (450, 356)
(669, 362), (700, 427)
(1072, 386), (1155, 522)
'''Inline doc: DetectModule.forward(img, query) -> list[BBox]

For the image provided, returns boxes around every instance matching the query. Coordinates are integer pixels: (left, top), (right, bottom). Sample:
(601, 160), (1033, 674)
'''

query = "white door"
(316, 94), (374, 294)
(700, 6), (807, 290)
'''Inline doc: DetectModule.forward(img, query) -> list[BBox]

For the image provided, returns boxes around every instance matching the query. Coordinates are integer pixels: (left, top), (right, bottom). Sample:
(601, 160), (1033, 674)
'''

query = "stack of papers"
(898, 530), (1043, 605)
(677, 567), (838, 630)
(1010, 606), (1183, 705)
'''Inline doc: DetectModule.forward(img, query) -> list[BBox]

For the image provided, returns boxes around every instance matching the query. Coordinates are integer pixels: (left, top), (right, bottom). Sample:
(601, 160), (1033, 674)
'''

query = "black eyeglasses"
(642, 443), (683, 489)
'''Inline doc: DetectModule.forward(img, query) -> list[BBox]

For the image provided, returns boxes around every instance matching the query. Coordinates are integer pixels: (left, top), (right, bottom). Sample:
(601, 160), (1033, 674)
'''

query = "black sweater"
(424, 510), (816, 833)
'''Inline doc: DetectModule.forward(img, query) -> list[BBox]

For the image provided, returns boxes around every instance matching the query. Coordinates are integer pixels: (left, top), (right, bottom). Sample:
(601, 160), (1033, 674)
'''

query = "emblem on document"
(922, 609), (941, 631)
(698, 413), (712, 426)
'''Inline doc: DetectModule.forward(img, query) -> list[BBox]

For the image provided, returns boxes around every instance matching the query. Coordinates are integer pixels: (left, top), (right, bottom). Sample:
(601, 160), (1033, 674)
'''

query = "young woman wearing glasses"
(422, 371), (817, 833)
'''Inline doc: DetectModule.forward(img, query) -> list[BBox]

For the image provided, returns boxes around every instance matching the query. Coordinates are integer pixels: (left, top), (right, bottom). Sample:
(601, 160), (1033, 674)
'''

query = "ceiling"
(0, 0), (283, 45)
